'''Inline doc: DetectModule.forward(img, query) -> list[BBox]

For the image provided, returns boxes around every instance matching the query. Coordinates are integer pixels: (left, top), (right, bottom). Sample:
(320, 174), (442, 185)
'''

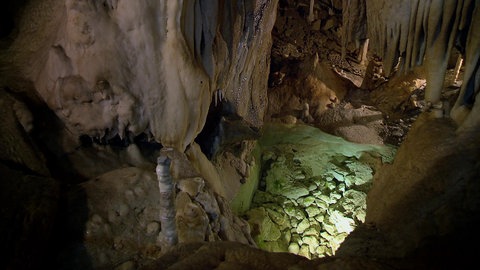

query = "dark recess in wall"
(0, 0), (29, 39)
(195, 98), (226, 160)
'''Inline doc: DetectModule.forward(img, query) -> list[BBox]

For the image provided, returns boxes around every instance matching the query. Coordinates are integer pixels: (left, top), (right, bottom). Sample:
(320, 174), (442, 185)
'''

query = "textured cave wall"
(0, 91), (60, 270)
(342, 0), (480, 130)
(340, 0), (480, 261)
(364, 115), (480, 259)
(210, 1), (278, 128)
(341, 0), (367, 57)
(0, 0), (278, 268)
(0, 0), (278, 152)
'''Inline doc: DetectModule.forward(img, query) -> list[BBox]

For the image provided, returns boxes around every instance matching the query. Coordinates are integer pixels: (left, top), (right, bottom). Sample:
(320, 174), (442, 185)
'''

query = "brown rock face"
(366, 114), (480, 256)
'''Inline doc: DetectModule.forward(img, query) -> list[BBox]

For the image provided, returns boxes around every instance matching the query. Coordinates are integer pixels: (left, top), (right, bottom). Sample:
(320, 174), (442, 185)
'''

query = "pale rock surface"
(1, 0), (279, 151)
(342, 0), (480, 129)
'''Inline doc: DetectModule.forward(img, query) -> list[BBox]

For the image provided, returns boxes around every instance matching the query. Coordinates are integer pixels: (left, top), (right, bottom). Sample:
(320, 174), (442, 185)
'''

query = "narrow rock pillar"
(156, 155), (177, 247)
(453, 55), (463, 84)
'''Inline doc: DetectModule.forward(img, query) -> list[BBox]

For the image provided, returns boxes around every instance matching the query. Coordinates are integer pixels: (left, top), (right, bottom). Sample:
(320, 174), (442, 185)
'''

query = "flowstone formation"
(1, 0), (278, 152)
(0, 1), (280, 268)
(244, 123), (395, 259)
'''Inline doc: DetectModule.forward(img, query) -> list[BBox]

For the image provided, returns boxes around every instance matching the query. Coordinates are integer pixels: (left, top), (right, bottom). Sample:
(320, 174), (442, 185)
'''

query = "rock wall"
(364, 114), (480, 258)
(0, 0), (278, 268)
(333, 0), (480, 265)
(0, 91), (60, 270)
(58, 163), (255, 269)
(1, 0), (278, 151)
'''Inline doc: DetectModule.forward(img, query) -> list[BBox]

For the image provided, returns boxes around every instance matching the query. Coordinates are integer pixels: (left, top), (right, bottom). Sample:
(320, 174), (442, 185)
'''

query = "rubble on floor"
(241, 123), (396, 259)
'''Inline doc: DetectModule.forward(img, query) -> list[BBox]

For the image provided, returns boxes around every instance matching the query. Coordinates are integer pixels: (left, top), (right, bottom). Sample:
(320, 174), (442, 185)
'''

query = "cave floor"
(240, 123), (396, 259)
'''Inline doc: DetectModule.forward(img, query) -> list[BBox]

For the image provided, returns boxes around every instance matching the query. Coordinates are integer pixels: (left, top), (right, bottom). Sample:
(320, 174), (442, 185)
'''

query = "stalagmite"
(453, 56), (464, 84)
(156, 154), (177, 247)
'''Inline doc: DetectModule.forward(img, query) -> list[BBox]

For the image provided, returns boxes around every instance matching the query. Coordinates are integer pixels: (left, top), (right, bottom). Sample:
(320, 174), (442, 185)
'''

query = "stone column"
(156, 154), (177, 247)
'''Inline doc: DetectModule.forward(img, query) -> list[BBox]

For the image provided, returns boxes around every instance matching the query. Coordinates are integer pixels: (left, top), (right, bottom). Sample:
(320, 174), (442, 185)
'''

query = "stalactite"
(341, 0), (367, 59)
(308, 0), (315, 23)
(451, 1), (480, 130)
(423, 0), (463, 105)
(156, 154), (178, 247)
(358, 38), (369, 65)
(343, 0), (479, 126)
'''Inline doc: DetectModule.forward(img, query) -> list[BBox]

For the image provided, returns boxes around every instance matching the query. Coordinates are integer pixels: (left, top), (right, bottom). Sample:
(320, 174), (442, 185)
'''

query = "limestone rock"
(288, 242), (300, 254)
(176, 201), (209, 243)
(2, 0), (279, 152)
(177, 177), (204, 198)
(305, 206), (322, 217)
(334, 125), (384, 145)
(329, 210), (355, 234)
(296, 219), (310, 234)
(245, 207), (281, 242)
(266, 208), (290, 230)
(298, 244), (311, 259)
(283, 186), (310, 200)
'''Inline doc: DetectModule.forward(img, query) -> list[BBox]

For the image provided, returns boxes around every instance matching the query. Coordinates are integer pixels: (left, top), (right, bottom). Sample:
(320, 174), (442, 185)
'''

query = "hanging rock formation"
(342, 0), (480, 129)
(1, 0), (278, 151)
(0, 0), (277, 268)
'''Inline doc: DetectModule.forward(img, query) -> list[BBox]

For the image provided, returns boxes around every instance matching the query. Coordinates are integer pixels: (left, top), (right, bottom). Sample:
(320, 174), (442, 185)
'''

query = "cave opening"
(194, 94), (233, 160)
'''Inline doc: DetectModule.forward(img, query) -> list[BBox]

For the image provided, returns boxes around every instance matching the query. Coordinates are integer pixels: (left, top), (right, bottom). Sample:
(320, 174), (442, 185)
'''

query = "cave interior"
(1, 0), (479, 269)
